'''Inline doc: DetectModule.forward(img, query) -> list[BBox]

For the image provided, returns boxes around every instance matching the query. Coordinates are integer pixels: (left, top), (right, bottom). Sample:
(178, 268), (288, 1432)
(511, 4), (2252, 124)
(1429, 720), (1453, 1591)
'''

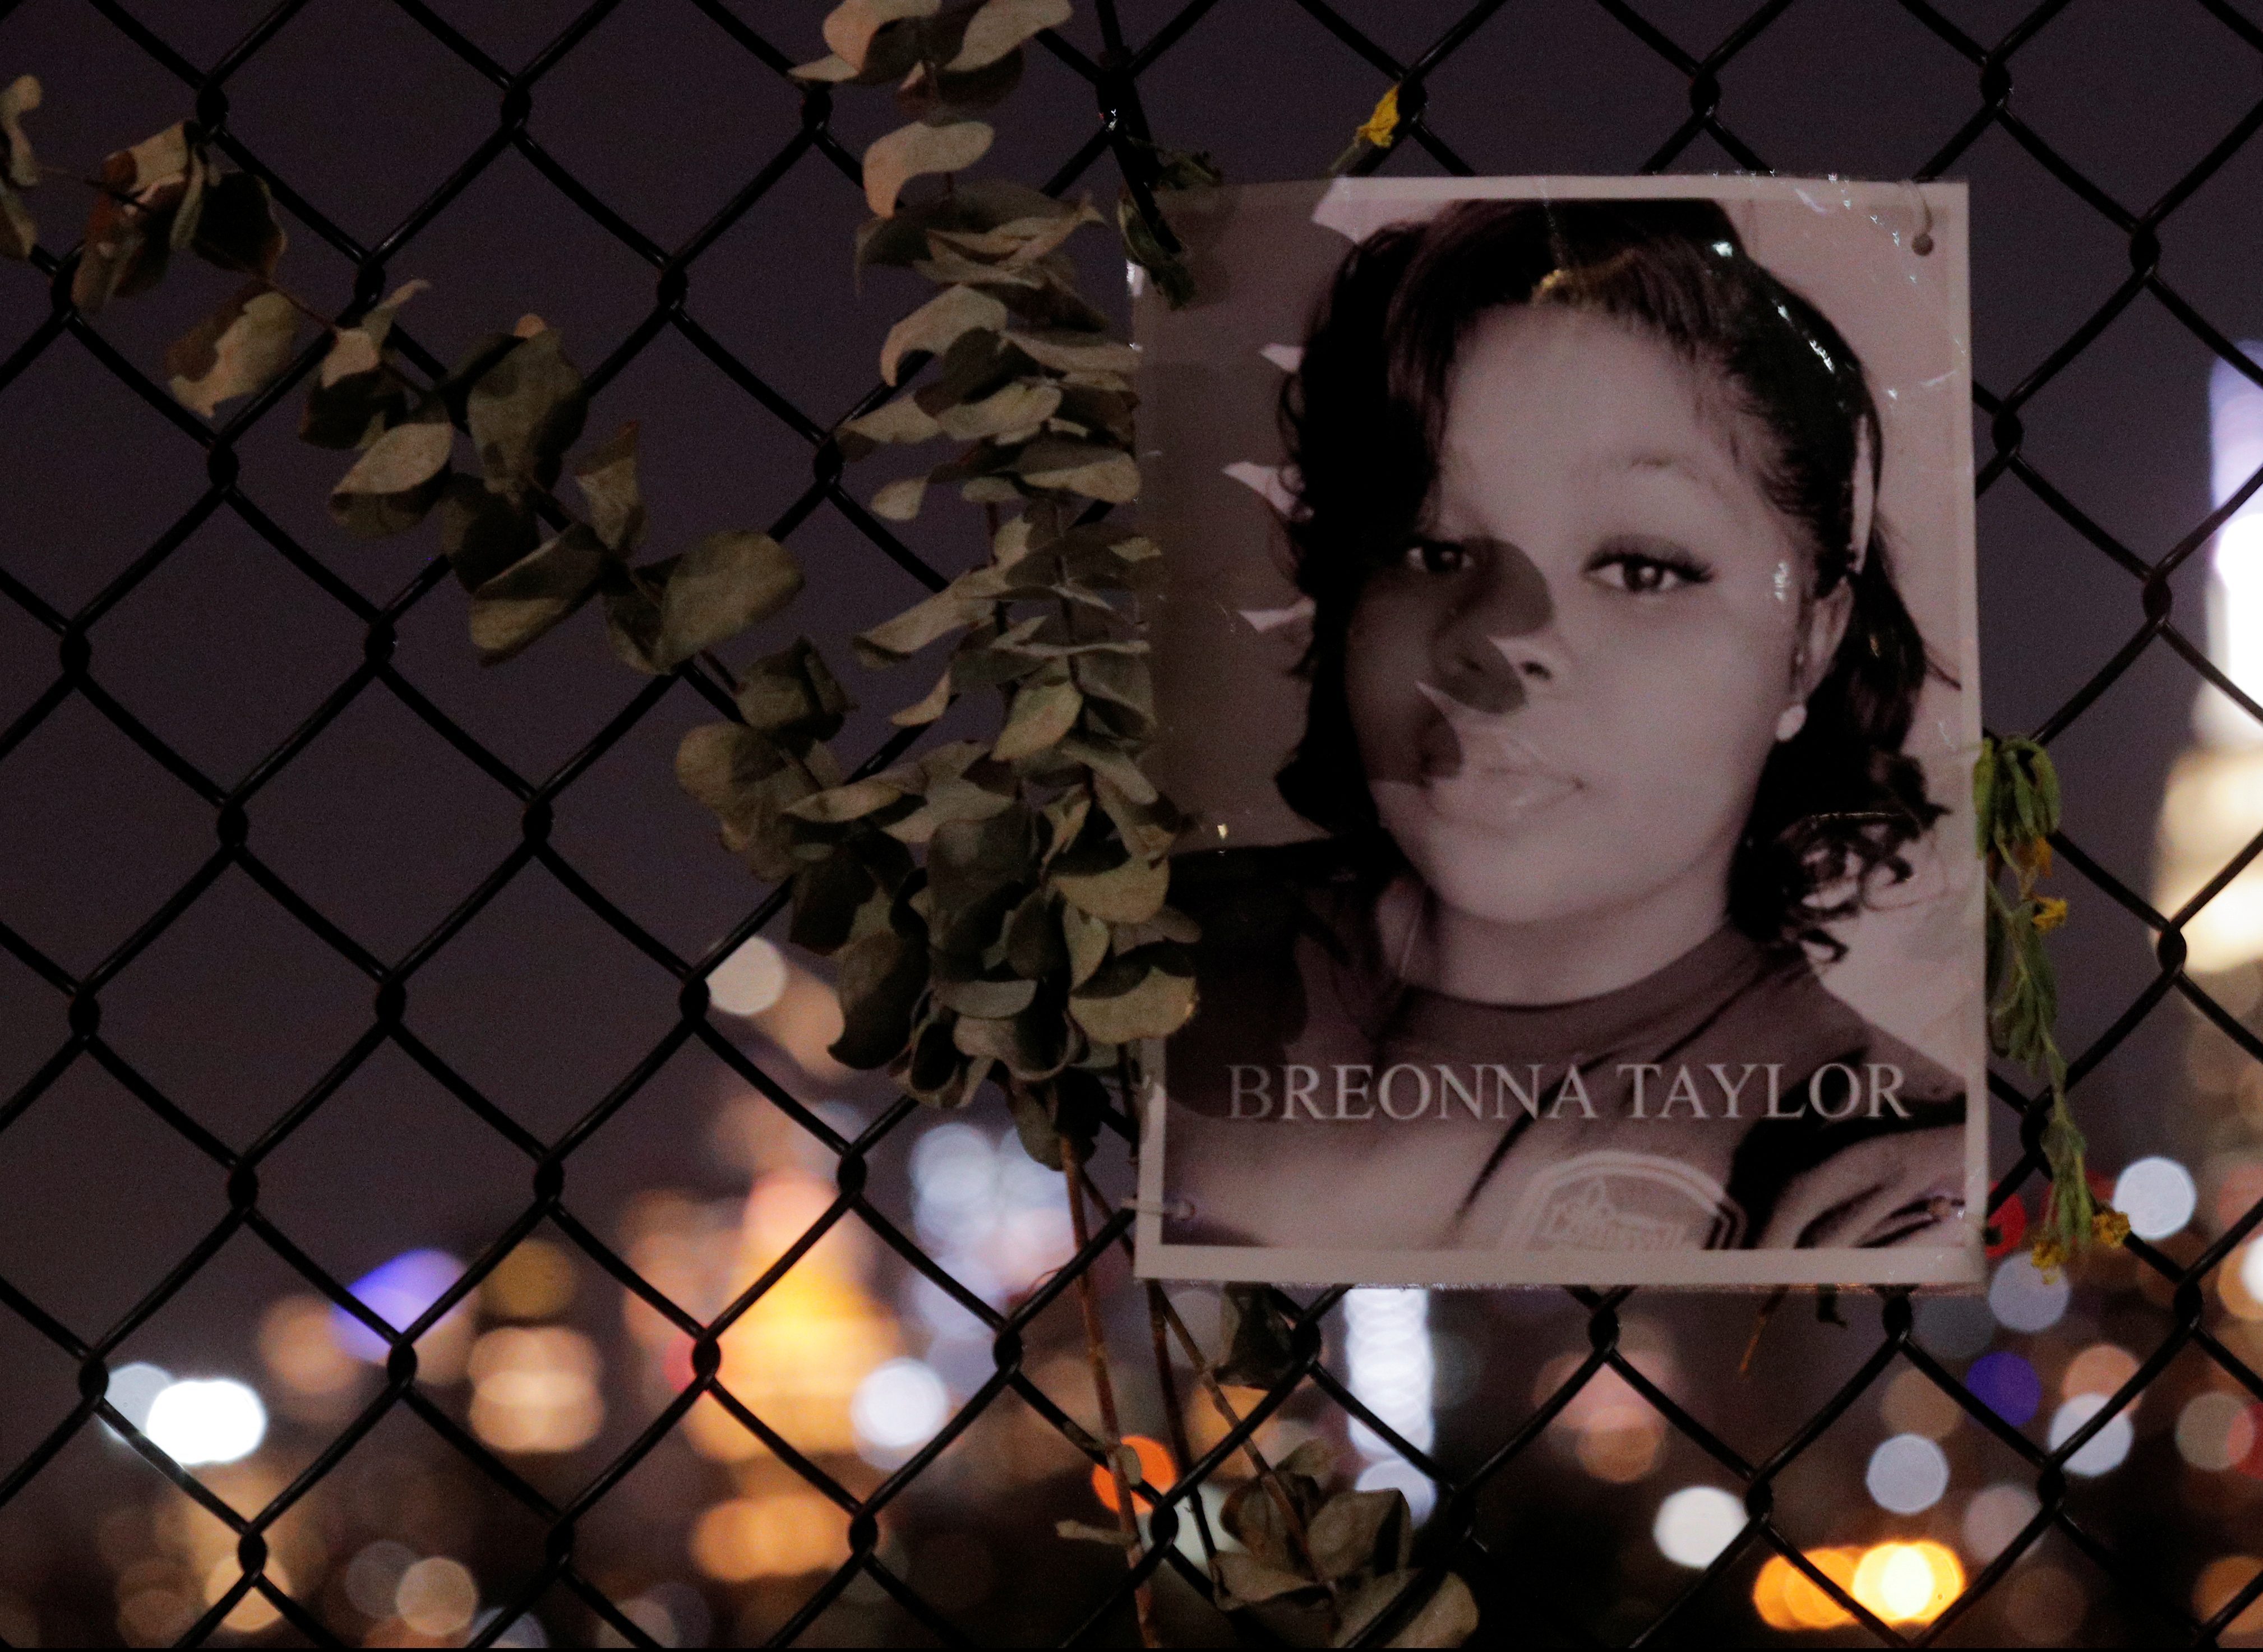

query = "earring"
(1775, 704), (1808, 742)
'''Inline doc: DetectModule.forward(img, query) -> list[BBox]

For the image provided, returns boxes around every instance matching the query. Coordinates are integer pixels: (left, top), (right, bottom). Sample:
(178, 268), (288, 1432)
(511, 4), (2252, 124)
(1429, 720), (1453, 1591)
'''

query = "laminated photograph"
(1130, 177), (1985, 1288)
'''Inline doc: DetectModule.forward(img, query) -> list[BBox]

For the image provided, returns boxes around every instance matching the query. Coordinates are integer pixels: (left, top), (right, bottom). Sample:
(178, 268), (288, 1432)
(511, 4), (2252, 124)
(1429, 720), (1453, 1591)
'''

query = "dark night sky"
(0, 0), (2252, 1571)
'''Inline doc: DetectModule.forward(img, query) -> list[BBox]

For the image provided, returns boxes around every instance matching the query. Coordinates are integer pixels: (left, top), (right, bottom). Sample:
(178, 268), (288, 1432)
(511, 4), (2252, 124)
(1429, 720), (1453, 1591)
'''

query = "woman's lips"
(1411, 681), (1580, 828)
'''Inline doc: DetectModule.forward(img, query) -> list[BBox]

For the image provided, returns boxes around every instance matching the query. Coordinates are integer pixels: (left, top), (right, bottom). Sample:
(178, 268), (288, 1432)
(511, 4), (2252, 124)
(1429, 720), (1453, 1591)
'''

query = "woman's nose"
(1434, 536), (1568, 712)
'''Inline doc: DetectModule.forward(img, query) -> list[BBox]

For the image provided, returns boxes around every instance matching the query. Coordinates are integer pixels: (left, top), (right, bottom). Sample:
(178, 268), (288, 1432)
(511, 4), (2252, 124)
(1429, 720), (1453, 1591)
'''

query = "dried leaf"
(1056, 1519), (1139, 1548)
(789, 53), (861, 81)
(857, 588), (981, 665)
(864, 119), (994, 219)
(738, 638), (853, 744)
(468, 524), (608, 663)
(1333, 1571), (1480, 1649)
(437, 477), (537, 592)
(1, 75), (38, 190)
(466, 328), (587, 500)
(929, 199), (1102, 265)
(1016, 439), (1139, 502)
(0, 184), (31, 260)
(166, 283), (300, 418)
(892, 665), (954, 727)
(302, 280), (426, 448)
(654, 531), (803, 670)
(191, 170), (285, 279)
(992, 672), (1082, 760)
(948, 0), (1071, 70)
(1069, 954), (1194, 1044)
(572, 422), (645, 553)
(676, 722), (812, 883)
(937, 380), (1060, 441)
(871, 476), (928, 521)
(787, 777), (907, 824)
(1054, 855), (1168, 925)
(880, 283), (1009, 386)
(840, 396), (943, 447)
(73, 124), (200, 312)
(1309, 1490), (1408, 1584)
(832, 925), (930, 1068)
(1005, 330), (1139, 375)
(938, 975), (1037, 1018)
(1214, 1285), (1299, 1388)
(1216, 1553), (1324, 1610)
(1063, 903), (1109, 987)
(823, 0), (942, 71)
(329, 417), (453, 537)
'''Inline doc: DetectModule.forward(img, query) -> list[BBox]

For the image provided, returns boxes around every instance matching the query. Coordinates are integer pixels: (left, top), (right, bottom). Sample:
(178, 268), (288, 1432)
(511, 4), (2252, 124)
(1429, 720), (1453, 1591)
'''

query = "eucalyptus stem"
(1062, 1132), (1160, 1648)
(1144, 1281), (1219, 1572)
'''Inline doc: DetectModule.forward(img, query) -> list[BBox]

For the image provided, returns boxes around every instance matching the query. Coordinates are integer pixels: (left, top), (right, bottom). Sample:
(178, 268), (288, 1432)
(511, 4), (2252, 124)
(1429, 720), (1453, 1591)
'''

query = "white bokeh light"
(1866, 1433), (1951, 1513)
(2048, 1393), (2134, 1477)
(1344, 1289), (1434, 1488)
(103, 1362), (173, 1436)
(144, 1378), (267, 1465)
(1652, 1485), (1744, 1569)
(1989, 1253), (2071, 1333)
(2112, 1157), (2197, 1241)
(706, 936), (789, 1017)
(851, 1358), (950, 1464)
(2242, 1240), (2263, 1306)
(1963, 1482), (2041, 1559)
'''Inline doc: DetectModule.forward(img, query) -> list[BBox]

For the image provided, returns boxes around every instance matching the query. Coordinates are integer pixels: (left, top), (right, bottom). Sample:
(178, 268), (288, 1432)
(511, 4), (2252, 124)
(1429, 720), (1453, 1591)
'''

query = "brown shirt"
(1161, 842), (1968, 1254)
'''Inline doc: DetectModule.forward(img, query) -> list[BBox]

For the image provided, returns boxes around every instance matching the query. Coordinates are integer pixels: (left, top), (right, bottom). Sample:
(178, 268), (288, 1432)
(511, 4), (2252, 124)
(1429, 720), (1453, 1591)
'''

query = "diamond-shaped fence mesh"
(7, 0), (2263, 1645)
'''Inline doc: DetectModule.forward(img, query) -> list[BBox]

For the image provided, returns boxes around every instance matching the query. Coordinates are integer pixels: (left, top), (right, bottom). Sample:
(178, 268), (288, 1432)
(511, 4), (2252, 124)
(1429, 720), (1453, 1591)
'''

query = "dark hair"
(1275, 197), (1945, 955)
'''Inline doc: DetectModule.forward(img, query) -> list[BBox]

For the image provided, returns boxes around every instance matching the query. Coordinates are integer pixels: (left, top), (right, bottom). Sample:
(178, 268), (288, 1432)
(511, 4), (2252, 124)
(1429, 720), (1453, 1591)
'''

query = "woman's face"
(1345, 304), (1846, 935)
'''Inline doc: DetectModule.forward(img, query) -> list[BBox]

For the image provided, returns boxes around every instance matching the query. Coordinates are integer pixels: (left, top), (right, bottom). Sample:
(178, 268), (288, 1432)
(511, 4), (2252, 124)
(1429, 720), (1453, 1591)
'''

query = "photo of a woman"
(1135, 182), (1985, 1286)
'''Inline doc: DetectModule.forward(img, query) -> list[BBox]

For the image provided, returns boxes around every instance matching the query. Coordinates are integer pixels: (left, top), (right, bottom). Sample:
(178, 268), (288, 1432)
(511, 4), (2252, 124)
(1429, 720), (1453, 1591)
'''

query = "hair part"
(1274, 196), (1945, 956)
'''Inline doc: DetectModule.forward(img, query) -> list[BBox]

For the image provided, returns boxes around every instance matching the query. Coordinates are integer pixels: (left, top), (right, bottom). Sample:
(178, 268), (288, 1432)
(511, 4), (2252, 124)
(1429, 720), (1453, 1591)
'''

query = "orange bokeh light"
(1090, 1436), (1177, 1512)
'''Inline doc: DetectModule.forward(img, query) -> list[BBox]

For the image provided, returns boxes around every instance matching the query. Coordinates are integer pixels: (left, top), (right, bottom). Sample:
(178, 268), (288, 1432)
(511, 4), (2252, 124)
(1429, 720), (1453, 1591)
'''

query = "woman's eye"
(1589, 551), (1707, 594)
(1405, 539), (1471, 575)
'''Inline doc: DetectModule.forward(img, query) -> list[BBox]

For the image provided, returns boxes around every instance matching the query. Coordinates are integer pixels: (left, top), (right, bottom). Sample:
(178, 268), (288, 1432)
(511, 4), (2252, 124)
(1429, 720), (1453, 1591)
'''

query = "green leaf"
(190, 170), (285, 280)
(948, 0), (1070, 69)
(1059, 733), (1158, 805)
(880, 283), (1009, 385)
(329, 416), (453, 537)
(993, 672), (1082, 760)
(467, 524), (608, 663)
(572, 422), (645, 553)
(738, 637), (853, 744)
(1054, 854), (1169, 924)
(830, 925), (930, 1068)
(1, 75), (38, 190)
(1069, 952), (1194, 1044)
(1015, 438), (1139, 502)
(654, 530), (803, 670)
(466, 327), (587, 500)
(164, 283), (299, 418)
(929, 805), (1040, 957)
(864, 118), (994, 219)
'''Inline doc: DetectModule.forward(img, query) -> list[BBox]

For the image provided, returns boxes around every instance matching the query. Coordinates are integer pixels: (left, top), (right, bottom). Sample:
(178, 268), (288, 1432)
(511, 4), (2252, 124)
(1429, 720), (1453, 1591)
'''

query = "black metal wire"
(7, 0), (2263, 1645)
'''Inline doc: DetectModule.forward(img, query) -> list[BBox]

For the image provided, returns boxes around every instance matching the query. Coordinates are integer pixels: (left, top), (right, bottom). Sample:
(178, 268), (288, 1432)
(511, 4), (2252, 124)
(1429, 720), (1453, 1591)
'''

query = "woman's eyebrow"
(1614, 448), (1744, 508)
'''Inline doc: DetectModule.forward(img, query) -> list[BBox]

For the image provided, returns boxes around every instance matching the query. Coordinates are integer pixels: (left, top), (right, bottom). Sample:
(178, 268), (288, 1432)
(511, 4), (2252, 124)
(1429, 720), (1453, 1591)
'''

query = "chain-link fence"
(7, 0), (2263, 1645)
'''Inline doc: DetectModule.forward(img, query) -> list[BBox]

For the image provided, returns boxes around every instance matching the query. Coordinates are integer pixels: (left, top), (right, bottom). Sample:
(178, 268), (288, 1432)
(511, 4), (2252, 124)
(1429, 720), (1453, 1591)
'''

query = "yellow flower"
(1355, 85), (1401, 150)
(2032, 896), (2069, 933)
(2030, 1235), (2068, 1279)
(2092, 1208), (2130, 1247)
